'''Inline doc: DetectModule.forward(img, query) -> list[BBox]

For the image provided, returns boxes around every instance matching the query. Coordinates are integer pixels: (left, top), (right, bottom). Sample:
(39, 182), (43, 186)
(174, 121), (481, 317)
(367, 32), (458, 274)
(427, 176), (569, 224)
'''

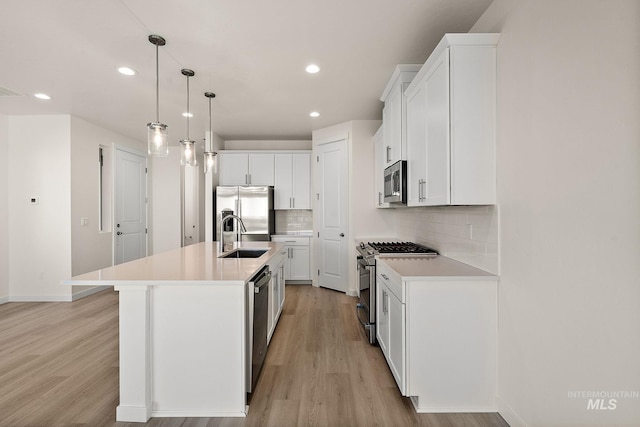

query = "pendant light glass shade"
(180, 139), (196, 166)
(203, 92), (217, 174)
(180, 69), (197, 167)
(147, 35), (168, 157)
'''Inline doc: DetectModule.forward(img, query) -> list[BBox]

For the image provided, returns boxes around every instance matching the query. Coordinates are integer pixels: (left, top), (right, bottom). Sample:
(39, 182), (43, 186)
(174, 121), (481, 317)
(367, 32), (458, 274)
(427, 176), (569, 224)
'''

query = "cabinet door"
(267, 274), (275, 344)
(374, 125), (390, 208)
(376, 278), (389, 356)
(274, 154), (293, 209)
(382, 86), (402, 167)
(424, 49), (451, 205)
(388, 290), (406, 395)
(219, 153), (249, 185)
(405, 81), (427, 206)
(291, 153), (311, 209)
(278, 263), (286, 312)
(289, 246), (310, 280)
(248, 153), (275, 186)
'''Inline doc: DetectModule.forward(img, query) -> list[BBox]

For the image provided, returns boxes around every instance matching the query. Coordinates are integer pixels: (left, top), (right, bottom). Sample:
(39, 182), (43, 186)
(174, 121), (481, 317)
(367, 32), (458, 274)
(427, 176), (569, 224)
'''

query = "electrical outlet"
(81, 217), (89, 226)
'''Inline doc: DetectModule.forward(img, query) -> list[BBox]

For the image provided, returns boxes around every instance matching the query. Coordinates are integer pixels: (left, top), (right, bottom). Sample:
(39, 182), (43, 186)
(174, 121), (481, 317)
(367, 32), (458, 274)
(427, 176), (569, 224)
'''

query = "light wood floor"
(0, 285), (509, 427)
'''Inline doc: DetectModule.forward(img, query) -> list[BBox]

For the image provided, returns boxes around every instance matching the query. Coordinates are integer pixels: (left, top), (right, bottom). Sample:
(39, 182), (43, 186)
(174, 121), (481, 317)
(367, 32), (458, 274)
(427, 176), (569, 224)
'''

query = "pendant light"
(203, 91), (217, 174)
(147, 35), (168, 157)
(179, 69), (197, 166)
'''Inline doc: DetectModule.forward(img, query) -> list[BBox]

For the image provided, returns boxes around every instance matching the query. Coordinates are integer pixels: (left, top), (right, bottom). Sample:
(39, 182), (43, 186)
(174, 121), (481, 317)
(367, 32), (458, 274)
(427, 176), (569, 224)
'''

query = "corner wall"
(8, 116), (72, 300)
(471, 1), (640, 425)
(0, 114), (9, 302)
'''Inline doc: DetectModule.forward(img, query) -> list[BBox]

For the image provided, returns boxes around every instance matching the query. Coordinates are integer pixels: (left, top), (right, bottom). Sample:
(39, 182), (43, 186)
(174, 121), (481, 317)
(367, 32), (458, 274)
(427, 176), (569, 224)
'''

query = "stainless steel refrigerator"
(215, 186), (275, 243)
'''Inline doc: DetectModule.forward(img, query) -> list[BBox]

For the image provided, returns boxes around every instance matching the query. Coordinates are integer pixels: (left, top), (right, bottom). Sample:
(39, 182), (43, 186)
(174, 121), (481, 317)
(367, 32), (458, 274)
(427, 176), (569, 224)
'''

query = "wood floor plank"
(0, 285), (509, 427)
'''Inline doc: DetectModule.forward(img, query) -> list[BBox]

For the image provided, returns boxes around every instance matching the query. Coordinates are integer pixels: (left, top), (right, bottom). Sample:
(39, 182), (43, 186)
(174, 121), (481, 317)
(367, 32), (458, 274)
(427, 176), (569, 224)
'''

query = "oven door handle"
(356, 303), (371, 329)
(357, 256), (372, 270)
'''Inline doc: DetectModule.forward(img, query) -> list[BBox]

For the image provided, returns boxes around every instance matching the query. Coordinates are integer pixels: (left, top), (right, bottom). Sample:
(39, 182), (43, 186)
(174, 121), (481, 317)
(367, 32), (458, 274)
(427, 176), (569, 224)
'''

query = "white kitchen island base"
(116, 284), (248, 421)
(63, 242), (286, 423)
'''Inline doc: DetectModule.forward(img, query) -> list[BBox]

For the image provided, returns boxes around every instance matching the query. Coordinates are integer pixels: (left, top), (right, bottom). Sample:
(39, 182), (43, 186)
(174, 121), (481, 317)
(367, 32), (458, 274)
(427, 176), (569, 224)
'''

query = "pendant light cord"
(208, 96), (212, 151)
(186, 75), (190, 140)
(155, 43), (160, 123)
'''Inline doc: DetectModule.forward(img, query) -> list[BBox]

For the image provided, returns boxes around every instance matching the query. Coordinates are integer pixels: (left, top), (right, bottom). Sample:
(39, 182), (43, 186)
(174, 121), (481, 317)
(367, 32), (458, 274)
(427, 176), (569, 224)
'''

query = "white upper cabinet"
(405, 33), (498, 206)
(373, 125), (390, 208)
(380, 65), (421, 168)
(274, 153), (311, 210)
(219, 152), (275, 186)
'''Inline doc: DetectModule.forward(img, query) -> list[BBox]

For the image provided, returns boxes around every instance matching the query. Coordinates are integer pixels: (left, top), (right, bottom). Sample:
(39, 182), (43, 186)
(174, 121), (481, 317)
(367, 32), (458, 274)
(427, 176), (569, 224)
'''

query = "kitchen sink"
(219, 248), (268, 259)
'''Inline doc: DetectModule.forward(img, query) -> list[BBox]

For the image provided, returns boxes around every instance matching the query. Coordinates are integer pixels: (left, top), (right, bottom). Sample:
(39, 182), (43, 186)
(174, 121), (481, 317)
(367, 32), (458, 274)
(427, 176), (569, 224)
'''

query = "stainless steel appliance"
(356, 241), (438, 344)
(215, 186), (275, 246)
(247, 265), (271, 394)
(384, 160), (407, 204)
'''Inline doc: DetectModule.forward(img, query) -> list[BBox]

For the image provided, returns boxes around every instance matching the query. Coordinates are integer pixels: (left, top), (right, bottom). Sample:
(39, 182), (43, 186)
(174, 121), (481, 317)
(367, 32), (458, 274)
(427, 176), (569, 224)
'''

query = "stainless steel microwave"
(384, 160), (407, 204)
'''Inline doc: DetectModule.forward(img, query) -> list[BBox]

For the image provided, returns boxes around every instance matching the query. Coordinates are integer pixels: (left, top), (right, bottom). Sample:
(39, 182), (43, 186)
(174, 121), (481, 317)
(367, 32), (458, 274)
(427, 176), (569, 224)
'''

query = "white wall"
(469, 1), (640, 426)
(0, 114), (9, 302)
(150, 147), (182, 254)
(8, 116), (73, 300)
(69, 116), (145, 296)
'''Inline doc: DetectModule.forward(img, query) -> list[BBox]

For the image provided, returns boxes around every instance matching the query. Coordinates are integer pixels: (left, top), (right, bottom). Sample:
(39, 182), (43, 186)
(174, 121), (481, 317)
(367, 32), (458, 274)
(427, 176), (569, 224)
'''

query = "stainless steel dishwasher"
(247, 265), (271, 394)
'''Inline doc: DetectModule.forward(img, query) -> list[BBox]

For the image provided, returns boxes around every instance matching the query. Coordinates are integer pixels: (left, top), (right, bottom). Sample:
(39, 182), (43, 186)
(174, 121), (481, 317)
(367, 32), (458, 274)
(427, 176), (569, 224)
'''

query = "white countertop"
(63, 241), (283, 286)
(377, 255), (497, 281)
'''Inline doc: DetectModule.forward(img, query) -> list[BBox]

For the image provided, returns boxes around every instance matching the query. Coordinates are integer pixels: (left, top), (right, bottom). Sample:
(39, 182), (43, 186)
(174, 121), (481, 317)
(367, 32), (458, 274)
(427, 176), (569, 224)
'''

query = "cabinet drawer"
(377, 261), (403, 302)
(271, 236), (310, 246)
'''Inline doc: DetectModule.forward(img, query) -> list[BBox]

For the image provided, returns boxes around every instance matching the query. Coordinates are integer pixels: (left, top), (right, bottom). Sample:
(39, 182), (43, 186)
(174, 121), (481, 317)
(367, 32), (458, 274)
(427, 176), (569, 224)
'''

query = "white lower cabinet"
(270, 236), (311, 282)
(376, 259), (497, 412)
(376, 271), (406, 393)
(267, 250), (286, 344)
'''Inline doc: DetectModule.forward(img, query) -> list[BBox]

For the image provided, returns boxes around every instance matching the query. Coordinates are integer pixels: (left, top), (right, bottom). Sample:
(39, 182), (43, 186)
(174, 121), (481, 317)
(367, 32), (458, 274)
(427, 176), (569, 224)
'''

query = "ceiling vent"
(0, 86), (25, 97)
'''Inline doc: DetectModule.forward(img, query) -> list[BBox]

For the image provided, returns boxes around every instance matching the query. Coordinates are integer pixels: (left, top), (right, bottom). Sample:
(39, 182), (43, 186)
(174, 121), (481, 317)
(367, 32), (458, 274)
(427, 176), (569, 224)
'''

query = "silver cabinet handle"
(381, 273), (389, 280)
(382, 289), (388, 313)
(339, 233), (345, 237)
(386, 146), (391, 163)
(378, 192), (382, 206)
(292, 197), (295, 208)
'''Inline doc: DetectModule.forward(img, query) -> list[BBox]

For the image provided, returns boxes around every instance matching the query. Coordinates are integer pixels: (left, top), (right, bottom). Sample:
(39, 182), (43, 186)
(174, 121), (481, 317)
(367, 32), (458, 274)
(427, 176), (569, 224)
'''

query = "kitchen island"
(64, 241), (285, 422)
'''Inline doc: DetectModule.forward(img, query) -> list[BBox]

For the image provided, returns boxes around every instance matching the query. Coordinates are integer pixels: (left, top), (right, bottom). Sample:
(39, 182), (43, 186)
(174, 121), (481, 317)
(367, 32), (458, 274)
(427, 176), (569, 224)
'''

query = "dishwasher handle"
(250, 266), (271, 293)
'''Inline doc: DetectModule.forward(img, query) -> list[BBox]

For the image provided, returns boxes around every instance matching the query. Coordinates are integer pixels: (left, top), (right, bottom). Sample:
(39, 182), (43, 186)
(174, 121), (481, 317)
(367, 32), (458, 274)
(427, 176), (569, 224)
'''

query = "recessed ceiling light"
(118, 66), (137, 76)
(305, 64), (320, 74)
(310, 111), (320, 118)
(34, 93), (50, 100)
(182, 112), (193, 118)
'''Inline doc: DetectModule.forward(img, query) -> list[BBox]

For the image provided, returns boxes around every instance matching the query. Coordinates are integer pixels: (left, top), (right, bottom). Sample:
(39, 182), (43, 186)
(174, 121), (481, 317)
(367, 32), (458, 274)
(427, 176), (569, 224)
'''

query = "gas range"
(356, 241), (438, 263)
(355, 240), (437, 345)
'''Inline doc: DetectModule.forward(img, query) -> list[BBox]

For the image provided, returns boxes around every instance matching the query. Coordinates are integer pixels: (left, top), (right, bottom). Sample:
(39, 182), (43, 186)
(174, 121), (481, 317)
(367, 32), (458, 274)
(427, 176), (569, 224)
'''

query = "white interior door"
(316, 138), (348, 292)
(115, 148), (147, 264)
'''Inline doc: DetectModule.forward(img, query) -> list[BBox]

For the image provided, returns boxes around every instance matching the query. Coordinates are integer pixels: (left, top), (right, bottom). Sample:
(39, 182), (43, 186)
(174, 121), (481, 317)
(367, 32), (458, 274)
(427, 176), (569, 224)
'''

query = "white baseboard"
(346, 289), (358, 297)
(72, 285), (111, 301)
(0, 296), (9, 305)
(497, 396), (527, 427)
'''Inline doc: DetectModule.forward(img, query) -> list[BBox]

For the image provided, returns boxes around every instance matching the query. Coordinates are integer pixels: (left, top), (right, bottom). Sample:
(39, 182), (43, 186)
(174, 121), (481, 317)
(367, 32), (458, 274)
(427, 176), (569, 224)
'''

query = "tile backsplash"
(394, 205), (499, 274)
(275, 210), (313, 234)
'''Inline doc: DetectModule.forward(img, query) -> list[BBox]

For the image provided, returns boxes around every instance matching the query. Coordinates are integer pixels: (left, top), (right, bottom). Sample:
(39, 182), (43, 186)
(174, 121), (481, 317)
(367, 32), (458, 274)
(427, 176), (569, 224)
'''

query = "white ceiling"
(0, 0), (492, 145)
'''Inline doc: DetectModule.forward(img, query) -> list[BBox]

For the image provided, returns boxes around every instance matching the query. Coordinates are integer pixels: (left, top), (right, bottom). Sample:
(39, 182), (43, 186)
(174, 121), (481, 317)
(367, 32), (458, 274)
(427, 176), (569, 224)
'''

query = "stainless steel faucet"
(220, 214), (247, 252)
